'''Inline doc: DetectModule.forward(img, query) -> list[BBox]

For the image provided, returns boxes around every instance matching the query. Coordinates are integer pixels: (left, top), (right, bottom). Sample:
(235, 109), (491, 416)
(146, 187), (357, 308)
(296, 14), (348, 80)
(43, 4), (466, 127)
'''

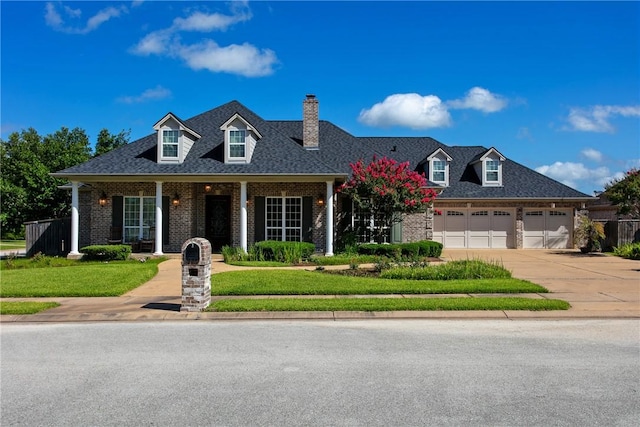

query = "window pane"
(162, 130), (179, 158)
(486, 171), (499, 182)
(229, 144), (245, 158)
(433, 171), (445, 182)
(163, 144), (178, 157)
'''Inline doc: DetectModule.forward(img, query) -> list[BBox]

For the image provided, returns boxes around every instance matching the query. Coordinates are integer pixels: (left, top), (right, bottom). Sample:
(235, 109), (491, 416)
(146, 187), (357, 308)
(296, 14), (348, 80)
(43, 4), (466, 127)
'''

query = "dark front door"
(205, 195), (231, 252)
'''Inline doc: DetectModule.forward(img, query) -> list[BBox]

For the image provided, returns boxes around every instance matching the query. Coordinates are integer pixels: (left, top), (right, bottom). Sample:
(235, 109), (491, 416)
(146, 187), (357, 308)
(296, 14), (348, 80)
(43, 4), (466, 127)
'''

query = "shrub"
(221, 245), (244, 263)
(357, 240), (443, 260)
(81, 244), (131, 261)
(380, 259), (512, 280)
(574, 217), (605, 253)
(613, 242), (640, 260)
(254, 241), (315, 263)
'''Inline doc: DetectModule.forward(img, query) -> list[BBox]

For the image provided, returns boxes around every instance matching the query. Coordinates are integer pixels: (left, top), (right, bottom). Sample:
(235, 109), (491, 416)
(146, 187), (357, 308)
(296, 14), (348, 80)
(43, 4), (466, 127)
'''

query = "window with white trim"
(266, 197), (302, 241)
(124, 197), (155, 242)
(229, 130), (246, 158)
(485, 159), (499, 183)
(162, 130), (179, 158)
(432, 160), (447, 183)
(353, 202), (390, 244)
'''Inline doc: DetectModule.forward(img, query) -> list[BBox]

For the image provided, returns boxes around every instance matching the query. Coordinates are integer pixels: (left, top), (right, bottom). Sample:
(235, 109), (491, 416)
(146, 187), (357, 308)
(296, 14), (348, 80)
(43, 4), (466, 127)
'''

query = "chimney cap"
(305, 94), (316, 99)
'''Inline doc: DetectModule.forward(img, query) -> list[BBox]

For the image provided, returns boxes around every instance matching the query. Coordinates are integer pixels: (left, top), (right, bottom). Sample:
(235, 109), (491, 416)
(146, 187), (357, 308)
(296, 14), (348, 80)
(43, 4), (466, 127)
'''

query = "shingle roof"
(54, 100), (591, 199)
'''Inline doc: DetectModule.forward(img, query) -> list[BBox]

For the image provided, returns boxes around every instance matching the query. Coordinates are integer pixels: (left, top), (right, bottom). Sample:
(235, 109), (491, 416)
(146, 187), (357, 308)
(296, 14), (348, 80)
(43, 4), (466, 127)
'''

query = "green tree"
(338, 156), (438, 243)
(94, 128), (130, 157)
(605, 168), (640, 218)
(0, 127), (91, 238)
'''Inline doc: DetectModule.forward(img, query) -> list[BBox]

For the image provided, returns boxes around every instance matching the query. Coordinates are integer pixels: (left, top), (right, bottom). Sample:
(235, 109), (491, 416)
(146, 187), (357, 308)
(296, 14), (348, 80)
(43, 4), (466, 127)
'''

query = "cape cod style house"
(53, 95), (593, 256)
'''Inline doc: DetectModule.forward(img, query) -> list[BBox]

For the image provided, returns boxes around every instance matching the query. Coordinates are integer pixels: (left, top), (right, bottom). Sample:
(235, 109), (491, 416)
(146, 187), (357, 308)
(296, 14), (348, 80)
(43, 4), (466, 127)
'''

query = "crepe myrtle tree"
(338, 156), (438, 243)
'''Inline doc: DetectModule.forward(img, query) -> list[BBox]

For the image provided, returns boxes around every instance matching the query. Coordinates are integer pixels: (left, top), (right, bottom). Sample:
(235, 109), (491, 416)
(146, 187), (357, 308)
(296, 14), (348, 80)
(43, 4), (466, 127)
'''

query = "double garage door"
(433, 209), (515, 249)
(434, 208), (573, 249)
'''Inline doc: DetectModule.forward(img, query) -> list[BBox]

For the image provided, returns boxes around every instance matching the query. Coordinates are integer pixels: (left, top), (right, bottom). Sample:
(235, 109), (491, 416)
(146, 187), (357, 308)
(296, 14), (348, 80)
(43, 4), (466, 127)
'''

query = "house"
(52, 95), (593, 256)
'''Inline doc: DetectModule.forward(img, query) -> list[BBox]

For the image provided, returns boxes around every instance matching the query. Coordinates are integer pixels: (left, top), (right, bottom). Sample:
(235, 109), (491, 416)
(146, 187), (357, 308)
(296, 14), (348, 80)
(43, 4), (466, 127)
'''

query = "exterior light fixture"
(99, 192), (108, 207)
(172, 194), (180, 207)
(204, 184), (212, 193)
(317, 194), (325, 205)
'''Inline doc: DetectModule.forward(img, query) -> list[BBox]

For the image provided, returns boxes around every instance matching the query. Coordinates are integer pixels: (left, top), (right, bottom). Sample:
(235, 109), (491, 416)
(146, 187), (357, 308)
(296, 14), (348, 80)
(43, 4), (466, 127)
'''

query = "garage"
(433, 209), (515, 249)
(523, 209), (573, 249)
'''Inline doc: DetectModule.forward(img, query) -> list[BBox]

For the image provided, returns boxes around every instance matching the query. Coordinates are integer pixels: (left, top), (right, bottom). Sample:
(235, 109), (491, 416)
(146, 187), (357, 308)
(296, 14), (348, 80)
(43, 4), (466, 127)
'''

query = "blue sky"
(2, 1), (638, 195)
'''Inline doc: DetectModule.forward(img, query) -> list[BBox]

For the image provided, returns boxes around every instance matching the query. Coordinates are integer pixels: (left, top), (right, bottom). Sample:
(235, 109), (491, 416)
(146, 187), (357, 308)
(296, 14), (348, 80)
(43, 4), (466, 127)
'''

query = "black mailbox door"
(184, 243), (200, 264)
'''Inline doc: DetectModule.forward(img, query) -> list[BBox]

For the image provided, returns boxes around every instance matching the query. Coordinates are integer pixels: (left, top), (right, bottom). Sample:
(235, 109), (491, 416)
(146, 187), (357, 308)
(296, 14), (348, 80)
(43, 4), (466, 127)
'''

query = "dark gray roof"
(54, 100), (591, 199)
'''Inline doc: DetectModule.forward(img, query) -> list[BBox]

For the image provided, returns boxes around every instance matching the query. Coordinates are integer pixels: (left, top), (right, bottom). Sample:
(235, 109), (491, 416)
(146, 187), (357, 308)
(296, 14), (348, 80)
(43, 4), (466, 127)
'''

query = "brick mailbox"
(181, 238), (212, 312)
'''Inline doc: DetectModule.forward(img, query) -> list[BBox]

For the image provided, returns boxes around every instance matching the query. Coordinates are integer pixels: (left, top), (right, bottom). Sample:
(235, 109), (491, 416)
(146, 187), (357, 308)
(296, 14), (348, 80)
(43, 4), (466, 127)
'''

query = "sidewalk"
(2, 250), (638, 322)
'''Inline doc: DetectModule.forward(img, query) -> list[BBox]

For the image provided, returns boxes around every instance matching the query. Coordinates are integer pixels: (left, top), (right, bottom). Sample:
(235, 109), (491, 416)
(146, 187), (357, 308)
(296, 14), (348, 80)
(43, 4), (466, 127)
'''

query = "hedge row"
(80, 245), (131, 261)
(357, 240), (443, 258)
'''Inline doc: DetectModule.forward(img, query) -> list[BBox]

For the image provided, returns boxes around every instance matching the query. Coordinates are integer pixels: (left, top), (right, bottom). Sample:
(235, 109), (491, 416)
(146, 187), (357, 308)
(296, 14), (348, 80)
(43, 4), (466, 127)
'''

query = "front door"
(205, 195), (231, 252)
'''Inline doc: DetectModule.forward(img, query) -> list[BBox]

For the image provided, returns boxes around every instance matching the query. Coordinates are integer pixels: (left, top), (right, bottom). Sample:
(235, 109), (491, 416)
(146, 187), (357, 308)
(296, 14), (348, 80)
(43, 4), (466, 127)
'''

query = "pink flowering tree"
(338, 156), (438, 243)
(605, 168), (640, 218)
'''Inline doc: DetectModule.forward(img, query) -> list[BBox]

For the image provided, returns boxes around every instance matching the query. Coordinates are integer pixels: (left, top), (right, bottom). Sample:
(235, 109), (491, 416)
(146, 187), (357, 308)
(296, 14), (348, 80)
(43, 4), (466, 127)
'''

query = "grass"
(209, 297), (570, 312)
(0, 240), (26, 250)
(211, 270), (548, 295)
(381, 259), (512, 280)
(1, 258), (164, 297)
(0, 301), (60, 315)
(227, 260), (292, 267)
(310, 254), (380, 266)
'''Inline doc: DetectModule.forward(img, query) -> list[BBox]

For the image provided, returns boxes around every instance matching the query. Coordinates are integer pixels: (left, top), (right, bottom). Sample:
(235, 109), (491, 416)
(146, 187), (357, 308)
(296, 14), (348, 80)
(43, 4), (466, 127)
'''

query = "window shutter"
(254, 196), (265, 242)
(111, 196), (123, 228)
(162, 196), (169, 245)
(302, 196), (313, 243)
(391, 214), (403, 244)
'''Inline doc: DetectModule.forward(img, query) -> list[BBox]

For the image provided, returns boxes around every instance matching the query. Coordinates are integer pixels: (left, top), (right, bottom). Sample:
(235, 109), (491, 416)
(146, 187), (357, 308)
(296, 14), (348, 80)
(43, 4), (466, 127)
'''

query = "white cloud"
(447, 87), (507, 113)
(580, 148), (603, 163)
(45, 2), (126, 35)
(117, 85), (172, 104)
(358, 93), (452, 130)
(517, 127), (533, 141)
(565, 105), (640, 133)
(130, 4), (277, 77)
(535, 161), (617, 190)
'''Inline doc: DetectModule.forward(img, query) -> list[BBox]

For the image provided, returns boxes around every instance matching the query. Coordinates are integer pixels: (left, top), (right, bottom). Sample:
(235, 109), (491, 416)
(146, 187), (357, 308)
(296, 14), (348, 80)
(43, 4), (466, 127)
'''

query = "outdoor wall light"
(317, 194), (325, 205)
(172, 194), (180, 207)
(204, 184), (212, 193)
(99, 192), (108, 207)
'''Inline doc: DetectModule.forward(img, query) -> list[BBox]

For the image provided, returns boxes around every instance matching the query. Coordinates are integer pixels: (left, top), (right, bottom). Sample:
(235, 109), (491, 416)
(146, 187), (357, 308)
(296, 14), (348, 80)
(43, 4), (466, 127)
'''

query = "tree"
(338, 156), (438, 243)
(94, 128), (130, 157)
(0, 127), (91, 238)
(605, 168), (640, 218)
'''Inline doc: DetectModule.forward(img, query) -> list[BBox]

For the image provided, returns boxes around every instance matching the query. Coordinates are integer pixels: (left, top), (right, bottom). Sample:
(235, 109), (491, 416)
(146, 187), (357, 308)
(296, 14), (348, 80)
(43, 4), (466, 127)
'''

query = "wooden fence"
(25, 217), (71, 257)
(597, 220), (640, 251)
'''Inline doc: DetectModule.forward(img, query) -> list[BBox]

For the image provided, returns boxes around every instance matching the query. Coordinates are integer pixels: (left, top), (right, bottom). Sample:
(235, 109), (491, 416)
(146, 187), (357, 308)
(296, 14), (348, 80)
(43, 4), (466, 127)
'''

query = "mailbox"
(180, 237), (212, 312)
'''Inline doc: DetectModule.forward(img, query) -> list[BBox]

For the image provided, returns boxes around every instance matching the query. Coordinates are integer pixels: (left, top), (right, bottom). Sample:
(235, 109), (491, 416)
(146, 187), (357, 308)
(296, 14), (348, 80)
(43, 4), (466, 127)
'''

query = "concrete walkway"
(1, 250), (638, 322)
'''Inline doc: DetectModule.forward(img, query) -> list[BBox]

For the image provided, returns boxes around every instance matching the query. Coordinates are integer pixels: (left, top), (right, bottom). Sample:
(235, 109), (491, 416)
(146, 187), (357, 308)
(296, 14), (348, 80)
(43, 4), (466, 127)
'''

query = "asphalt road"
(1, 320), (638, 426)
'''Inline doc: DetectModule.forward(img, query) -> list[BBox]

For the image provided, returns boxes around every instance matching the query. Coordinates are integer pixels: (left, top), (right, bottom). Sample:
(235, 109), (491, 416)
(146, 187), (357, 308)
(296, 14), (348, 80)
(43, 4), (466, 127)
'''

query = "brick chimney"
(303, 94), (319, 150)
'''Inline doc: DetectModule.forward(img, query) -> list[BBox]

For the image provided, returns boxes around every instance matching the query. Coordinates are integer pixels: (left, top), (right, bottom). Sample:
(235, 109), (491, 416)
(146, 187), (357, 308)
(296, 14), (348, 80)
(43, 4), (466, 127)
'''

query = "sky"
(1, 1), (639, 195)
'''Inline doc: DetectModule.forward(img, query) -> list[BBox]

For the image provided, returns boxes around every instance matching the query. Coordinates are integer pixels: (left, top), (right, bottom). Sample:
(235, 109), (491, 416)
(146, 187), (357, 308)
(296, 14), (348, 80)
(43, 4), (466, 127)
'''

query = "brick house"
(53, 95), (593, 256)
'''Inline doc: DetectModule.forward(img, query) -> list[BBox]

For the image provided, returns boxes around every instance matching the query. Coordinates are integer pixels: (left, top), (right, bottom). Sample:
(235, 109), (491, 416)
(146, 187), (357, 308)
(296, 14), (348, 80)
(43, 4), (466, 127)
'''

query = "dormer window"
(426, 148), (452, 186)
(471, 147), (505, 187)
(153, 112), (201, 164)
(220, 113), (262, 164)
(162, 130), (179, 158)
(229, 130), (246, 159)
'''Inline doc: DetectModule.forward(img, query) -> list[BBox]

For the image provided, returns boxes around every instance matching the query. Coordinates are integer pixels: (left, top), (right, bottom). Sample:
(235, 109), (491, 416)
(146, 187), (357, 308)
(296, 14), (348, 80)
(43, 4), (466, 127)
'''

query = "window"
(432, 160), (446, 183)
(447, 211), (464, 216)
(485, 159), (499, 182)
(266, 197), (302, 241)
(353, 203), (390, 243)
(526, 211), (543, 216)
(494, 211), (511, 216)
(229, 130), (246, 158)
(472, 210), (488, 216)
(549, 210), (567, 216)
(162, 130), (179, 158)
(124, 197), (155, 242)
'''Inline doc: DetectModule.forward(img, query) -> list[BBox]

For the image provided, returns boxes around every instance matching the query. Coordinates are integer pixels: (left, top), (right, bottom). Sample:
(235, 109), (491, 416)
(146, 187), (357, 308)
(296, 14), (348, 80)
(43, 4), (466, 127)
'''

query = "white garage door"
(523, 209), (572, 249)
(433, 209), (515, 249)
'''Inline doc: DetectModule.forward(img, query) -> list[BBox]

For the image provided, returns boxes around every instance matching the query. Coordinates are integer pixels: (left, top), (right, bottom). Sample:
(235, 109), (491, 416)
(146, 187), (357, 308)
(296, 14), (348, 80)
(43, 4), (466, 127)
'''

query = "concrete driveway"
(1, 250), (638, 321)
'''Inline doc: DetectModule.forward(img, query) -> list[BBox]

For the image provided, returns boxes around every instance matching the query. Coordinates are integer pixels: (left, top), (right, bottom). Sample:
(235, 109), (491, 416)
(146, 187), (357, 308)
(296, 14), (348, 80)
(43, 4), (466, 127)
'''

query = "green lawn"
(0, 240), (26, 250)
(210, 297), (570, 312)
(211, 270), (548, 295)
(0, 301), (60, 315)
(1, 259), (164, 297)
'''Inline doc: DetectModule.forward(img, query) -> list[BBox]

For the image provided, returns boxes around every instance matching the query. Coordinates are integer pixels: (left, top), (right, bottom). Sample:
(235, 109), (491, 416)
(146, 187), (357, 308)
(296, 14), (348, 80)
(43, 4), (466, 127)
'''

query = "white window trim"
(483, 158), (502, 186)
(265, 197), (303, 242)
(123, 196), (155, 242)
(161, 129), (180, 160)
(430, 158), (448, 185)
(228, 129), (247, 160)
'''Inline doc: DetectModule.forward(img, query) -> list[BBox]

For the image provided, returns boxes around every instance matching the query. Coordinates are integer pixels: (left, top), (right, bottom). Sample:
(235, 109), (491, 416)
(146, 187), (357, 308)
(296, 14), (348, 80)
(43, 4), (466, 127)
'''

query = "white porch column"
(69, 181), (80, 256)
(325, 181), (334, 256)
(240, 181), (248, 252)
(154, 181), (164, 255)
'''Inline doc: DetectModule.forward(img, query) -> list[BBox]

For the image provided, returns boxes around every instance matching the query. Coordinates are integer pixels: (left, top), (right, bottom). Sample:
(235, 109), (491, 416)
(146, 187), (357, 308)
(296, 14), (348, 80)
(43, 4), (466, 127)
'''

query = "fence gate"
(25, 217), (71, 257)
